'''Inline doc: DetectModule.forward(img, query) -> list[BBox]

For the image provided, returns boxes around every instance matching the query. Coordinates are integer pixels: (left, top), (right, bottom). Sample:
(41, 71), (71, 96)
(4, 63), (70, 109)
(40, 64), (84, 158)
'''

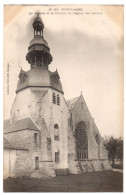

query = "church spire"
(26, 13), (52, 69)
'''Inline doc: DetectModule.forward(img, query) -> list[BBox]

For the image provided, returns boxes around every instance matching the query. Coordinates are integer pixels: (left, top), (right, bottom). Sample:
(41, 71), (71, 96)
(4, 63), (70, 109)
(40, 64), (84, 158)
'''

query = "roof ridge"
(67, 96), (79, 102)
(30, 116), (40, 131)
(67, 96), (81, 110)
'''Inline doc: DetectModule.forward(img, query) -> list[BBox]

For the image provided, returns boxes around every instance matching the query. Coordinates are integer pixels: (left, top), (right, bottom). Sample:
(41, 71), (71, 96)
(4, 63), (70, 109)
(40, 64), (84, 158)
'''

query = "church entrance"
(75, 121), (88, 160)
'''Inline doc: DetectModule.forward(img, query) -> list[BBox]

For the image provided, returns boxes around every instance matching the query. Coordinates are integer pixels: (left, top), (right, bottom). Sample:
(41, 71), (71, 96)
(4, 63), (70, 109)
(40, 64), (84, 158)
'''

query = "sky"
(4, 5), (124, 138)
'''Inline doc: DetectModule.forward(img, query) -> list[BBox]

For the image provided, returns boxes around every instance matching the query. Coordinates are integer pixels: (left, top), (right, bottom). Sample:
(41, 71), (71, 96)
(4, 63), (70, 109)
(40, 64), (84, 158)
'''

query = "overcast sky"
(4, 5), (123, 138)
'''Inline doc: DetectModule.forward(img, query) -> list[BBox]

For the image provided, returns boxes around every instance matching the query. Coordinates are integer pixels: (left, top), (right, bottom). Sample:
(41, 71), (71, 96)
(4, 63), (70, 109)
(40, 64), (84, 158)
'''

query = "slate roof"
(67, 96), (80, 110)
(4, 117), (40, 134)
(29, 35), (48, 48)
(16, 67), (63, 94)
(3, 137), (28, 150)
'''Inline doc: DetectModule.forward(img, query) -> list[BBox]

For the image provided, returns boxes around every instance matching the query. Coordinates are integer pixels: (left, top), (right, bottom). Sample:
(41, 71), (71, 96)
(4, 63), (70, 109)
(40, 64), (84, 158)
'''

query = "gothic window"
(57, 95), (60, 105)
(54, 124), (59, 141)
(47, 138), (51, 151)
(55, 151), (60, 163)
(53, 93), (56, 104)
(35, 157), (39, 169)
(75, 121), (88, 159)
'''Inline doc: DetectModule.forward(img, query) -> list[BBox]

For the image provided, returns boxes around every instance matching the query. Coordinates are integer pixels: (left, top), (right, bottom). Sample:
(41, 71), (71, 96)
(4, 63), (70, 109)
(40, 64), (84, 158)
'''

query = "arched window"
(54, 124), (59, 141)
(75, 121), (88, 159)
(52, 93), (56, 104)
(57, 95), (60, 105)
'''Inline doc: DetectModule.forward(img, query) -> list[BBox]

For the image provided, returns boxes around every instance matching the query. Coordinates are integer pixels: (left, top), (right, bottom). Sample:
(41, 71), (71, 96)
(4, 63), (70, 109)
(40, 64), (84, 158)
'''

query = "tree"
(103, 136), (123, 168)
(117, 138), (123, 164)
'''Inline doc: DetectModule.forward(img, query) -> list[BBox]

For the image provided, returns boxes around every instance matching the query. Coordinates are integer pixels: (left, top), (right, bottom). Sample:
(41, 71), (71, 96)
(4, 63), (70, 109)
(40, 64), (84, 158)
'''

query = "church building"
(4, 14), (111, 179)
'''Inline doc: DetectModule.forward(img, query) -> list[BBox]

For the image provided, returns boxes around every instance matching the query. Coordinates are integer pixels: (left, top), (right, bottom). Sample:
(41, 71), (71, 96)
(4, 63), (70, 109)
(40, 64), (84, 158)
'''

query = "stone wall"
(28, 87), (69, 170)
(68, 94), (111, 173)
(4, 129), (40, 152)
(9, 86), (69, 177)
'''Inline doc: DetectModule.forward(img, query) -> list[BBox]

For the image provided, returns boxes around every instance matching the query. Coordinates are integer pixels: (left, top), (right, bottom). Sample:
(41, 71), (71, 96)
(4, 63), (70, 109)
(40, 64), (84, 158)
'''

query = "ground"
(3, 170), (123, 192)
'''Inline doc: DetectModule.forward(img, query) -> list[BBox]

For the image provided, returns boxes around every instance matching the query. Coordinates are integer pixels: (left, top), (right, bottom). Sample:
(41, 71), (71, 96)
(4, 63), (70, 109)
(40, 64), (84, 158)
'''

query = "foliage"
(103, 136), (123, 167)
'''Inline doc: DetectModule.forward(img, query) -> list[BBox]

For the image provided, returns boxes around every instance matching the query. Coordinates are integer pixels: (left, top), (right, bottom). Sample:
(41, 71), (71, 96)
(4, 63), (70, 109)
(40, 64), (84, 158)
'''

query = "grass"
(3, 170), (123, 192)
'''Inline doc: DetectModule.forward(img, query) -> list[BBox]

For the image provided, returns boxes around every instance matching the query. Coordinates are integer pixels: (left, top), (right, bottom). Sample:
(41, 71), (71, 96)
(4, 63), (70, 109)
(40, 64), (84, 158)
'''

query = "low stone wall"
(69, 159), (112, 174)
(55, 169), (69, 176)
(102, 159), (112, 170)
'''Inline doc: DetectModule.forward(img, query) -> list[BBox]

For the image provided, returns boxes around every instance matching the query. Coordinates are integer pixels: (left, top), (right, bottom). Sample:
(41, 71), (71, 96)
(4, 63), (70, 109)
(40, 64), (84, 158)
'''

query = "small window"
(54, 124), (58, 129)
(53, 93), (56, 104)
(57, 95), (60, 105)
(34, 133), (37, 144)
(47, 138), (51, 151)
(35, 157), (39, 169)
(54, 124), (59, 141)
(55, 152), (60, 163)
(95, 134), (100, 146)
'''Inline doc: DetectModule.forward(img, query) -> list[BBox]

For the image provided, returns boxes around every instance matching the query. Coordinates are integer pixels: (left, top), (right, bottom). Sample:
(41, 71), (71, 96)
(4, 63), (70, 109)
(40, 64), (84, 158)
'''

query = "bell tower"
(26, 13), (52, 69)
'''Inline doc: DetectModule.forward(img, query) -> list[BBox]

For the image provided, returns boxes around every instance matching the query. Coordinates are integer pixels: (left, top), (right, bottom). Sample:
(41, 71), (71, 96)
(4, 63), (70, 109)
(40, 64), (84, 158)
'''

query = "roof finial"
(81, 91), (82, 95)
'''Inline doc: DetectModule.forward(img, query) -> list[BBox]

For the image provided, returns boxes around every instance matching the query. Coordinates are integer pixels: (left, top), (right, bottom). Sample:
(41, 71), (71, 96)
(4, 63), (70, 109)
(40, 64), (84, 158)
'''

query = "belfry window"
(75, 121), (88, 159)
(54, 124), (59, 141)
(57, 95), (60, 105)
(53, 93), (56, 104)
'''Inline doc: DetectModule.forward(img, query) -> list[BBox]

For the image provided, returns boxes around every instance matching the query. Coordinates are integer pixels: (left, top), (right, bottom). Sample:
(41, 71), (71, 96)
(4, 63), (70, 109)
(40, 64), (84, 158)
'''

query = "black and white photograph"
(3, 4), (123, 192)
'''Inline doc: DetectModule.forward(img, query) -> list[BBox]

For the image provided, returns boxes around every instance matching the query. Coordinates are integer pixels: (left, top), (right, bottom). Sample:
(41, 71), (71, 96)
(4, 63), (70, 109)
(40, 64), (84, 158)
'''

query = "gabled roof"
(67, 96), (80, 110)
(3, 137), (28, 150)
(51, 70), (60, 79)
(4, 117), (40, 134)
